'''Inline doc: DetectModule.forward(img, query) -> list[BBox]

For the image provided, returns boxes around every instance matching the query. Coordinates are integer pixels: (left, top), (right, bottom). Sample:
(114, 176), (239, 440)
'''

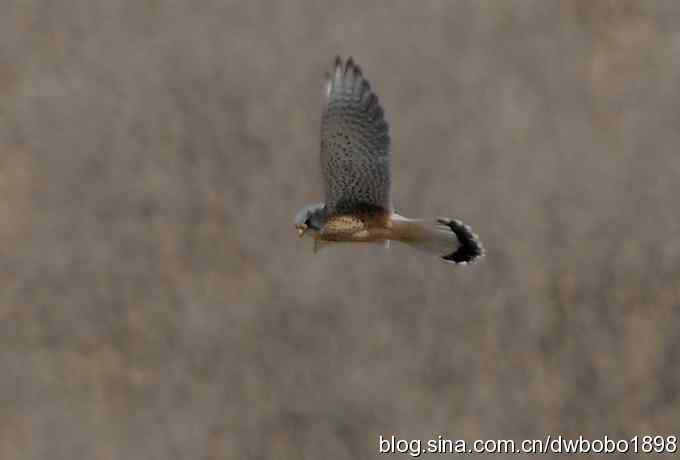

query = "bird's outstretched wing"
(320, 56), (391, 216)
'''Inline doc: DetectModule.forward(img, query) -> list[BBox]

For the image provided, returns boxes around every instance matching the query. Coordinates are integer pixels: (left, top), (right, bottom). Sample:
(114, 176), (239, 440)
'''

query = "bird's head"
(294, 203), (326, 238)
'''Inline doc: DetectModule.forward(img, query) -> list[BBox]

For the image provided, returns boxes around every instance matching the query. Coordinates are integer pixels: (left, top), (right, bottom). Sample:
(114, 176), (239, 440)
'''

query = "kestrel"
(294, 56), (484, 265)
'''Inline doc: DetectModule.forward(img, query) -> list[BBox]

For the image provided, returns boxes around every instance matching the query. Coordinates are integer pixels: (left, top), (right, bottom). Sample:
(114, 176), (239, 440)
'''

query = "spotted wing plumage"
(320, 56), (391, 216)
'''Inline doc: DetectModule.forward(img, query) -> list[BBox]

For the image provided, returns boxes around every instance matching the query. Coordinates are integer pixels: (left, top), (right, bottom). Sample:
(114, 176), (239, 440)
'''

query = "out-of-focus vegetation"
(0, 1), (678, 459)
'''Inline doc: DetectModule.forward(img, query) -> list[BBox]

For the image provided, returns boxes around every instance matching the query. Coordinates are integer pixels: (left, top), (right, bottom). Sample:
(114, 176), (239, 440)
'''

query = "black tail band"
(438, 218), (485, 265)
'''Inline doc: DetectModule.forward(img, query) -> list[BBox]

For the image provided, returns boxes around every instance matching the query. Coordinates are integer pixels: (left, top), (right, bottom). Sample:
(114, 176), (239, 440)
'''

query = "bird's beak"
(296, 224), (308, 237)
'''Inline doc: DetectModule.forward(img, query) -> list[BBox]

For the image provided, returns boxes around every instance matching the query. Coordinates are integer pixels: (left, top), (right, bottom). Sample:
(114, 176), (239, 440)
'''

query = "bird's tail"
(390, 214), (484, 265)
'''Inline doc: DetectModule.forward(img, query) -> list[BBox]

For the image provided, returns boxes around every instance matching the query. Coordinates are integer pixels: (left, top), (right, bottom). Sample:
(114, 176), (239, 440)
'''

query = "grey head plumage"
(293, 203), (326, 236)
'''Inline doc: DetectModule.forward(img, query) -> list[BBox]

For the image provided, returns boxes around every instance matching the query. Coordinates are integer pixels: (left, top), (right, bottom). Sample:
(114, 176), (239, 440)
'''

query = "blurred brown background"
(1, 1), (679, 459)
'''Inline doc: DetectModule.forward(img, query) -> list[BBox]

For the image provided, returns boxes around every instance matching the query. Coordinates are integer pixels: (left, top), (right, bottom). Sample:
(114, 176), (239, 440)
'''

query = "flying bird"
(294, 56), (484, 265)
